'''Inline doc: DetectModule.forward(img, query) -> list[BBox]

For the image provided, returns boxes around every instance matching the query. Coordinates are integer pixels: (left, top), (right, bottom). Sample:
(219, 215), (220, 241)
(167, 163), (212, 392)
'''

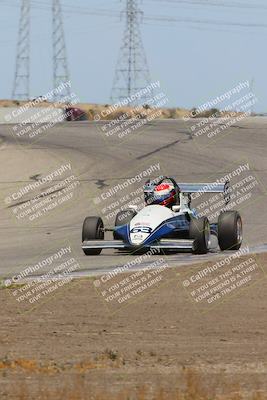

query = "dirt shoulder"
(0, 252), (266, 399)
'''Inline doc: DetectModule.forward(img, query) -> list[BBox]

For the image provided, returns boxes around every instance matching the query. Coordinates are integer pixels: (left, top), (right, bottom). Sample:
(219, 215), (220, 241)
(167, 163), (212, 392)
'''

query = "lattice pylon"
(52, 0), (71, 101)
(111, 0), (153, 105)
(12, 0), (31, 100)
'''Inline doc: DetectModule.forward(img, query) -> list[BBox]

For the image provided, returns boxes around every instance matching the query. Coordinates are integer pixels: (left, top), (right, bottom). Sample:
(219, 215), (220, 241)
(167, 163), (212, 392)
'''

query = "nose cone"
(129, 204), (174, 246)
(130, 231), (150, 246)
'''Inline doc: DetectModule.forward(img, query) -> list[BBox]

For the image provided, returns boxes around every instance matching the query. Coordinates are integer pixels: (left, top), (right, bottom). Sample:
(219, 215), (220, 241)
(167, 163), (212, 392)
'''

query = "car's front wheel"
(189, 217), (210, 254)
(82, 216), (104, 255)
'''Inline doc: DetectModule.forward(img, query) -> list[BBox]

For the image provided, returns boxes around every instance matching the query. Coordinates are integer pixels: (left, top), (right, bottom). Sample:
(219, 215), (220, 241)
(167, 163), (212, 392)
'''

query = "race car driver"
(143, 176), (180, 208)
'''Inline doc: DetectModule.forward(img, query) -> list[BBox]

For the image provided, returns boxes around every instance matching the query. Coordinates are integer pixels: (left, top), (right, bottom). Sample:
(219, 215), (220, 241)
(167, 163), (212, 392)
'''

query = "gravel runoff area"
(0, 252), (266, 399)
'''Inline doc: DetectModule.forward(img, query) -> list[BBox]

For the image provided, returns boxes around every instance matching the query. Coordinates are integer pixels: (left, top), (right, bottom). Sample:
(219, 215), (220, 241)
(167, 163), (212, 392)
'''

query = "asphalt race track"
(0, 117), (267, 281)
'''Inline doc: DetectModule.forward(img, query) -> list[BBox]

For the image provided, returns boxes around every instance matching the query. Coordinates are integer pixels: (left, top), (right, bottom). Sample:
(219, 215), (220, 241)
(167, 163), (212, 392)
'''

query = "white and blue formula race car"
(81, 176), (242, 255)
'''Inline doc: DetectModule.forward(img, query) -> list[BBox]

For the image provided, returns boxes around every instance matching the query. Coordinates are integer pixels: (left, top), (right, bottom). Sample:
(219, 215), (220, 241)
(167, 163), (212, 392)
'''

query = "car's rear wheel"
(218, 211), (242, 251)
(82, 216), (104, 255)
(189, 217), (210, 254)
(114, 209), (136, 239)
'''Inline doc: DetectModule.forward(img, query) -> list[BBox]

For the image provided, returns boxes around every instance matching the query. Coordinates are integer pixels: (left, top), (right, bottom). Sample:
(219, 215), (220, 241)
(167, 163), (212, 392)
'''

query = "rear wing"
(179, 181), (230, 204)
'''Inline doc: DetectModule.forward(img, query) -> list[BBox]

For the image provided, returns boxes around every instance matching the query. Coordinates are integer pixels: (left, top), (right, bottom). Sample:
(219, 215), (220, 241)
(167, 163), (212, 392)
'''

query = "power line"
(0, 0), (120, 18)
(147, 0), (267, 11)
(144, 14), (267, 28)
(3, 1), (267, 30)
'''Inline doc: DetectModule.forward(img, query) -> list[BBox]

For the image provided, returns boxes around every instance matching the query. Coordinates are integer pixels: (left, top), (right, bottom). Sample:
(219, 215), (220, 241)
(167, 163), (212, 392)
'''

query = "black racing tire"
(189, 217), (210, 254)
(82, 216), (104, 255)
(113, 209), (136, 239)
(218, 211), (242, 251)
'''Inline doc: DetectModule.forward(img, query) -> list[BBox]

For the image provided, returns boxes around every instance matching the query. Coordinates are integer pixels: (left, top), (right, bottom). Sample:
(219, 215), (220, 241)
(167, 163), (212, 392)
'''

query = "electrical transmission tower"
(111, 0), (153, 105)
(52, 0), (71, 101)
(12, 0), (30, 100)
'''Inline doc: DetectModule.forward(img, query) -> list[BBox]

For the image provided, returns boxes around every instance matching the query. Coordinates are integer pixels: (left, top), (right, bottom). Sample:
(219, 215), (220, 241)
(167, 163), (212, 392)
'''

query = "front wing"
(82, 238), (195, 252)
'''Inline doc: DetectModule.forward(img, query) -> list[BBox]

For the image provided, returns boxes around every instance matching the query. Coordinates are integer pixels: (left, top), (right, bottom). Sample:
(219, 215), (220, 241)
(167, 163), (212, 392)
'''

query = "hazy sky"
(1, 0), (266, 111)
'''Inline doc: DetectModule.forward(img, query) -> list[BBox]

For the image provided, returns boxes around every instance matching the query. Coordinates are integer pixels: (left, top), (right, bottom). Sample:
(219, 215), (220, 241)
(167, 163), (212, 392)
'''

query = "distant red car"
(65, 107), (88, 121)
